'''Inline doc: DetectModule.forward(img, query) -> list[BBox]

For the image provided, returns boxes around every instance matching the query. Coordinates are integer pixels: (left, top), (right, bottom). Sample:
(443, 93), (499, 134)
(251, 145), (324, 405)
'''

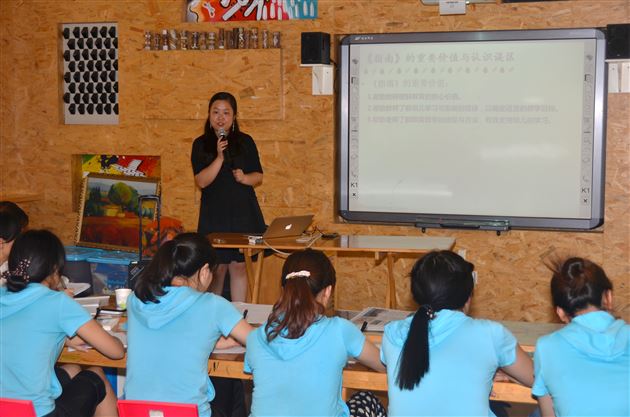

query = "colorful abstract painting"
(76, 174), (160, 251)
(186, 0), (318, 22)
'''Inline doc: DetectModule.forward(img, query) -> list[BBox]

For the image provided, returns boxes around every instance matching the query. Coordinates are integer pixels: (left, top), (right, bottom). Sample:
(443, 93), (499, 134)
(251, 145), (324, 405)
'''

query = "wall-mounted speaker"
(606, 24), (630, 60)
(301, 32), (330, 65)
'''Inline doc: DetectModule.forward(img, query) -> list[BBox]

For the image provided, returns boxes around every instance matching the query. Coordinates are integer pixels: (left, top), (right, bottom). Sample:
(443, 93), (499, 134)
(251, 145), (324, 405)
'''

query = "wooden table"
(57, 320), (559, 405)
(208, 233), (456, 308)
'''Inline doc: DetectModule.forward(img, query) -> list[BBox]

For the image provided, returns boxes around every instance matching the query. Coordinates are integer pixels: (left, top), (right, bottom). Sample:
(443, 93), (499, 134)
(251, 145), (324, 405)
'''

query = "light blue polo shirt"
(533, 310), (630, 416)
(124, 287), (243, 417)
(381, 309), (517, 416)
(0, 284), (91, 417)
(244, 316), (366, 416)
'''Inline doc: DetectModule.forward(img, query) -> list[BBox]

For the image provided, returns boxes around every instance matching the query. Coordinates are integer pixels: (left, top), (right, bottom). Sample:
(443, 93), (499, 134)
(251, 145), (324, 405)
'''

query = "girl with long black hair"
(0, 230), (124, 417)
(381, 250), (533, 416)
(125, 232), (252, 417)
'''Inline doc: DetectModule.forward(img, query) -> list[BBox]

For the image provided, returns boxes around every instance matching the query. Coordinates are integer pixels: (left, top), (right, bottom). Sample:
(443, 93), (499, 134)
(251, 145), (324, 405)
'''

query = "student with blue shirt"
(0, 230), (124, 417)
(533, 257), (630, 417)
(244, 249), (386, 417)
(124, 232), (252, 417)
(381, 250), (533, 416)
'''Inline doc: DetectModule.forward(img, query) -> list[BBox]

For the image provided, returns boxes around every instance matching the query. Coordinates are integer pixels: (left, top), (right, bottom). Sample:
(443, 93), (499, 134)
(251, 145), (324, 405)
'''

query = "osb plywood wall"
(1, 0), (628, 323)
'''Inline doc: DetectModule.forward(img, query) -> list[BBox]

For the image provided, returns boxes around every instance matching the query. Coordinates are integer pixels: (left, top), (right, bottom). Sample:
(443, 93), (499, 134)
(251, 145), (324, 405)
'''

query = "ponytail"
(396, 304), (435, 390)
(266, 272), (323, 341)
(265, 250), (336, 342)
(134, 233), (217, 303)
(396, 251), (474, 390)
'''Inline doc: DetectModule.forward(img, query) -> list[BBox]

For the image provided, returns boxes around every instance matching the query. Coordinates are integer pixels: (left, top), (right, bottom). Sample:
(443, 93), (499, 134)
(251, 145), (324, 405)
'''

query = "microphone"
(218, 127), (231, 167)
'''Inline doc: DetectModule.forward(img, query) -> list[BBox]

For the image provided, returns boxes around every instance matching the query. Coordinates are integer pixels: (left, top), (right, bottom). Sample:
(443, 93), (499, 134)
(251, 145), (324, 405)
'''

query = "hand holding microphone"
(216, 127), (228, 159)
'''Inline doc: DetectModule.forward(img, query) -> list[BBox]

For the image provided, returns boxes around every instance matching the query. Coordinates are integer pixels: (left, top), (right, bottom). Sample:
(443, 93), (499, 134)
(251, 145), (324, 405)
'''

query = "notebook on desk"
(260, 214), (314, 240)
(350, 307), (414, 332)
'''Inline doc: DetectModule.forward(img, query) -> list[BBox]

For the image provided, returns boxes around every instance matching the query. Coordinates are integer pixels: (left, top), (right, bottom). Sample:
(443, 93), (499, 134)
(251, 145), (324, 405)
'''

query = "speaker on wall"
(301, 32), (330, 65)
(606, 24), (630, 60)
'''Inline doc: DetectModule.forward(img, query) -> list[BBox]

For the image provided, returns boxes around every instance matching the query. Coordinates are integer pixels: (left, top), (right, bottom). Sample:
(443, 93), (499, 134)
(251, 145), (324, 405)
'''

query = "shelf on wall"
(141, 49), (283, 121)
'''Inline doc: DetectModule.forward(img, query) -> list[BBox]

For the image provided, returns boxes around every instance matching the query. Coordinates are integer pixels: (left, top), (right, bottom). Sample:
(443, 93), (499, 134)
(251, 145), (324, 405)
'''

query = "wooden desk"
(57, 320), (559, 405)
(208, 233), (456, 308)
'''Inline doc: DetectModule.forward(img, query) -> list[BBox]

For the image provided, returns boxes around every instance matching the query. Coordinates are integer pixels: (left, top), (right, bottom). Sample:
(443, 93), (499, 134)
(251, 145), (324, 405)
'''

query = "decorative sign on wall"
(71, 154), (161, 211)
(61, 22), (119, 124)
(186, 0), (317, 22)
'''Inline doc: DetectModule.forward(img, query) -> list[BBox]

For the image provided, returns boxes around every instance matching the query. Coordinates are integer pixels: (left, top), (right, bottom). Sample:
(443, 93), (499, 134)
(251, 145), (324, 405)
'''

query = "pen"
(243, 309), (249, 319)
(360, 321), (368, 332)
(94, 307), (101, 320)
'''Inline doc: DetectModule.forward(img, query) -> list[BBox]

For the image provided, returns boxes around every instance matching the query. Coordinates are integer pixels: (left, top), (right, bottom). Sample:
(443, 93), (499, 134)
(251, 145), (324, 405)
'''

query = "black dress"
(191, 131), (266, 263)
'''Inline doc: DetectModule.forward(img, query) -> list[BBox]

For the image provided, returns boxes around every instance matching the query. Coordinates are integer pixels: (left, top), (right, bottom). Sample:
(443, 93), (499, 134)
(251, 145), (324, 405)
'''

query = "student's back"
(126, 286), (241, 414)
(534, 311), (629, 416)
(0, 230), (124, 417)
(246, 316), (364, 416)
(1, 283), (90, 414)
(244, 249), (385, 417)
(123, 233), (251, 417)
(382, 251), (533, 417)
(382, 311), (517, 416)
(533, 257), (630, 416)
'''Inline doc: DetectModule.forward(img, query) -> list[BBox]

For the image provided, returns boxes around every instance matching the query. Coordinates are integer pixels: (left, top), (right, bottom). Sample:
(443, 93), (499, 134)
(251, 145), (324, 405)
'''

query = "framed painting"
(76, 173), (160, 251)
(71, 154), (161, 211)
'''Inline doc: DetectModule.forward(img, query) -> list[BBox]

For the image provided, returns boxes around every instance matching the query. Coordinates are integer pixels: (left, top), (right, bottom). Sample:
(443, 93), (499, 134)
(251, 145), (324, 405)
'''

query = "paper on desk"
(350, 307), (414, 332)
(75, 295), (110, 316)
(213, 345), (246, 354)
(68, 282), (91, 296)
(231, 302), (273, 325)
(67, 330), (127, 351)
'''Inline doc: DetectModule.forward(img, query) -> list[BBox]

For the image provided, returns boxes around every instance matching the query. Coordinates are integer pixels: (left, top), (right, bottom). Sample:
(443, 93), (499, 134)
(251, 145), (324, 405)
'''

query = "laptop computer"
(261, 214), (314, 240)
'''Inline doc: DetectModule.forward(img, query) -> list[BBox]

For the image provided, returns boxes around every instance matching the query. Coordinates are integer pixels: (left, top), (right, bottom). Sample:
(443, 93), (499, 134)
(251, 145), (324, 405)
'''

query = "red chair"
(0, 398), (36, 417)
(117, 399), (199, 417)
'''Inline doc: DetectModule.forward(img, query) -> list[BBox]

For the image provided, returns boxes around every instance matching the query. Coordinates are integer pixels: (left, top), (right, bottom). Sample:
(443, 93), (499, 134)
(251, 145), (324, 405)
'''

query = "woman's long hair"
(549, 257), (612, 317)
(265, 249), (336, 342)
(134, 232), (217, 303)
(203, 91), (242, 159)
(4, 229), (65, 293)
(396, 250), (474, 390)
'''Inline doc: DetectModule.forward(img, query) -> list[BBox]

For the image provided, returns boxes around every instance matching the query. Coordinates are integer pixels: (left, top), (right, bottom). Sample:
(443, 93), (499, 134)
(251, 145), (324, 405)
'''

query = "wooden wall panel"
(1, 0), (628, 323)
(141, 49), (283, 120)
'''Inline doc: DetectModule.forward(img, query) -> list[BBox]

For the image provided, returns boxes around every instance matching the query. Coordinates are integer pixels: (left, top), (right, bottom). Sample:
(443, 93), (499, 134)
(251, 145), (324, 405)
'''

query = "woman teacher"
(191, 91), (265, 302)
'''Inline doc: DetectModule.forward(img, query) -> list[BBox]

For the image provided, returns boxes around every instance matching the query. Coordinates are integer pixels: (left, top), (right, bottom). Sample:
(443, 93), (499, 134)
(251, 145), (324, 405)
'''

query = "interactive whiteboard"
(338, 29), (607, 231)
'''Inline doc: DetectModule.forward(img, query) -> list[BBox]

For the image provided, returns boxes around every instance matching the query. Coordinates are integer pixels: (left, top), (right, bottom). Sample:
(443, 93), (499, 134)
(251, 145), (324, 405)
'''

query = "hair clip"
(285, 270), (311, 280)
(12, 259), (31, 283)
(420, 304), (435, 320)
